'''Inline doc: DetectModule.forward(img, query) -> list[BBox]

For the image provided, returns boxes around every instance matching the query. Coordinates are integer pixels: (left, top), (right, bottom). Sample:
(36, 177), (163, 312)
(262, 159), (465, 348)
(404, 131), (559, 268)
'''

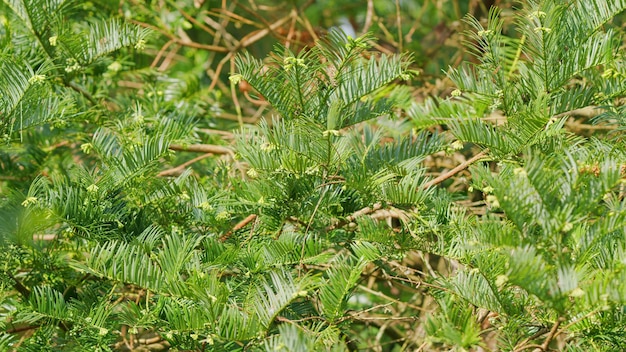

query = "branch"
(219, 214), (257, 242)
(7, 271), (31, 298)
(158, 153), (213, 177)
(129, 19), (228, 52)
(540, 317), (563, 351)
(7, 325), (39, 334)
(552, 106), (599, 120)
(422, 149), (489, 189)
(513, 327), (551, 352)
(169, 144), (233, 155)
(565, 118), (617, 132)
(325, 202), (382, 232)
(325, 149), (489, 232)
(67, 81), (97, 105)
(361, 0), (374, 34)
(513, 317), (564, 352)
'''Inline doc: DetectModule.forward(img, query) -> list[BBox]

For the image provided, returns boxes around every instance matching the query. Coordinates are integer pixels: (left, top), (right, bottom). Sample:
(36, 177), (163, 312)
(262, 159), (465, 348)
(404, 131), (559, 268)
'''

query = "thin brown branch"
(540, 317), (563, 351)
(422, 149), (489, 189)
(288, 216), (310, 228)
(395, 0), (403, 52)
(158, 153), (214, 177)
(33, 234), (57, 241)
(208, 53), (233, 92)
(284, 10), (298, 50)
(6, 325), (40, 334)
(172, 38), (229, 52)
(326, 202), (382, 232)
(151, 39), (175, 69)
(158, 43), (181, 71)
(211, 9), (261, 28)
(197, 128), (236, 139)
(361, 0), (374, 34)
(67, 81), (97, 105)
(169, 144), (233, 155)
(566, 118), (617, 132)
(237, 11), (295, 49)
(203, 15), (239, 50)
(515, 344), (544, 352)
(129, 19), (229, 53)
(552, 106), (598, 120)
(220, 214), (258, 241)
(513, 317), (564, 352)
(513, 327), (551, 352)
(137, 335), (163, 345)
(7, 272), (31, 298)
(357, 285), (426, 311)
(174, 4), (216, 36)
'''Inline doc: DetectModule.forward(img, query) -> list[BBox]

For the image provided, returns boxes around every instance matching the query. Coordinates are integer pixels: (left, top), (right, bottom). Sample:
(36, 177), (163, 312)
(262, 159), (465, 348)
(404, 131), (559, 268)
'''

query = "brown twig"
(174, 3), (216, 36)
(324, 149), (488, 232)
(138, 335), (163, 344)
(552, 106), (598, 120)
(6, 325), (40, 334)
(395, 0), (403, 52)
(237, 11), (296, 50)
(230, 57), (244, 127)
(158, 153), (214, 177)
(513, 327), (551, 352)
(129, 19), (228, 53)
(361, 0), (374, 34)
(219, 214), (258, 242)
(158, 43), (181, 71)
(172, 38), (229, 52)
(513, 317), (564, 352)
(151, 39), (175, 69)
(208, 53), (233, 92)
(7, 272), (31, 298)
(169, 144), (233, 155)
(197, 128), (236, 139)
(67, 81), (97, 105)
(565, 118), (617, 132)
(540, 317), (563, 351)
(422, 149), (489, 189)
(325, 202), (382, 232)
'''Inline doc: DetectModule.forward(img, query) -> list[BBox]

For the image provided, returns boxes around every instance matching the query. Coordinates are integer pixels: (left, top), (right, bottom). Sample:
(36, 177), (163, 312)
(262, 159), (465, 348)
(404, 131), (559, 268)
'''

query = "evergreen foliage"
(1, 0), (626, 351)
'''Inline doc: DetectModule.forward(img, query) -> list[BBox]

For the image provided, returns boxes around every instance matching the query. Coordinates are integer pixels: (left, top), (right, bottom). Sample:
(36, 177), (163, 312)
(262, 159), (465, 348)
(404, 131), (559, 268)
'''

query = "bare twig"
(513, 317), (564, 352)
(361, 0), (374, 34)
(129, 19), (228, 52)
(422, 149), (489, 189)
(169, 144), (233, 155)
(158, 43), (181, 71)
(237, 11), (296, 49)
(540, 317), (563, 351)
(565, 118), (617, 132)
(325, 202), (382, 232)
(513, 327), (551, 352)
(325, 148), (488, 232)
(358, 285), (426, 311)
(395, 0), (403, 52)
(67, 81), (97, 105)
(158, 153), (214, 177)
(552, 106), (598, 120)
(230, 57), (244, 127)
(6, 325), (39, 334)
(220, 214), (258, 241)
(197, 128), (236, 139)
(151, 39), (175, 69)
(208, 53), (233, 92)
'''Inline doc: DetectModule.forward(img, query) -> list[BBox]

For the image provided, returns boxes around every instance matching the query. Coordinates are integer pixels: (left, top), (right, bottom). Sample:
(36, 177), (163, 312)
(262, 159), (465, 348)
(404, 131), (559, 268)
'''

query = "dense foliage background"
(1, 0), (626, 351)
